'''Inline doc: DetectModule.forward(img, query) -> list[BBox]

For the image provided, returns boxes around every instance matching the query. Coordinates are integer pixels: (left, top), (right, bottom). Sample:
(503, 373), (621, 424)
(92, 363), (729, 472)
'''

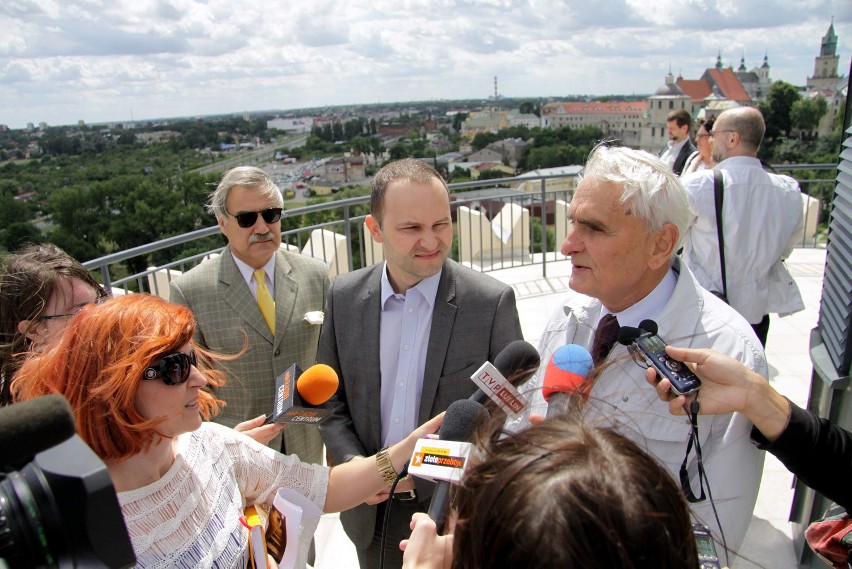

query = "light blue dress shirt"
(378, 265), (442, 446)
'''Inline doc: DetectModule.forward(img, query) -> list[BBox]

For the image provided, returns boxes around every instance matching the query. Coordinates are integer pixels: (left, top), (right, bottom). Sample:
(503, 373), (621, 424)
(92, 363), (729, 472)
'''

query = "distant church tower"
(807, 19), (841, 90)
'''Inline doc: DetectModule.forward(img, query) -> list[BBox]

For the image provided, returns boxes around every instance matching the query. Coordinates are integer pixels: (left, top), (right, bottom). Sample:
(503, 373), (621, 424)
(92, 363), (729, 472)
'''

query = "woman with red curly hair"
(14, 294), (441, 569)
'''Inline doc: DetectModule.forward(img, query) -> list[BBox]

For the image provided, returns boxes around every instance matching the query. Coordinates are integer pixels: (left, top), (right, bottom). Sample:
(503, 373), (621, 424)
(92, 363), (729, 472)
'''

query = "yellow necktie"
(253, 269), (275, 334)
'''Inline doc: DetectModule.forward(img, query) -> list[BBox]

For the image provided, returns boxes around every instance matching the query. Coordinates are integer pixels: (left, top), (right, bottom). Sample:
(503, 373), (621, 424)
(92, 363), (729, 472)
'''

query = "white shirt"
(118, 422), (328, 569)
(680, 156), (804, 323)
(659, 138), (689, 170)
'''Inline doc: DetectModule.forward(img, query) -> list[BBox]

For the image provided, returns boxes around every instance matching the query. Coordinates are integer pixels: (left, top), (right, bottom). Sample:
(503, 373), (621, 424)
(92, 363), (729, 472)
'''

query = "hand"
(234, 414), (286, 446)
(388, 412), (446, 476)
(400, 513), (453, 569)
(364, 488), (391, 505)
(395, 476), (416, 493)
(529, 413), (545, 425)
(644, 346), (760, 416)
(412, 412), (445, 439)
(644, 346), (791, 441)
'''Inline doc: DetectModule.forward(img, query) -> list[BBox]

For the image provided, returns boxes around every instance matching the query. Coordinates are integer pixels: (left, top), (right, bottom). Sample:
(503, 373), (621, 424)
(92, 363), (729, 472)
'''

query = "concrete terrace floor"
(313, 246), (827, 569)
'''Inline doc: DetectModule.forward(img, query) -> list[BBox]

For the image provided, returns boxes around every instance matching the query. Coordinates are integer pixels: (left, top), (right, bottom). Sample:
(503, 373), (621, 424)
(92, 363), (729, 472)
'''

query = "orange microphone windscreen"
(296, 364), (340, 405)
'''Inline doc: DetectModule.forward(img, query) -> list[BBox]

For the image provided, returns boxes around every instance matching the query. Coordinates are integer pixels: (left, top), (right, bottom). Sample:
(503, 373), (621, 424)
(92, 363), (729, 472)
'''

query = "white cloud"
(0, 0), (849, 127)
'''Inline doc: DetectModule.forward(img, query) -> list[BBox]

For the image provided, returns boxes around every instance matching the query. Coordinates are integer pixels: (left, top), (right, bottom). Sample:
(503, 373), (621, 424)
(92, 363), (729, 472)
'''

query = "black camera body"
(628, 332), (701, 396)
(0, 398), (135, 568)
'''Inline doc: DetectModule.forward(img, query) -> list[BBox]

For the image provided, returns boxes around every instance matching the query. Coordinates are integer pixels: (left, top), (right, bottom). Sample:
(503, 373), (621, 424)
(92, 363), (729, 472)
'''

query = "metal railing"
(82, 164), (835, 295)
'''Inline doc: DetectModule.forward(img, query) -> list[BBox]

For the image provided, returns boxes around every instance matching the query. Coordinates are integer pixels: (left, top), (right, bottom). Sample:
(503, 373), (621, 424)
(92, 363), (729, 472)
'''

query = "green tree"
(452, 113), (468, 132)
(478, 168), (512, 180)
(0, 221), (43, 252)
(791, 96), (828, 140)
(389, 143), (409, 160)
(758, 81), (801, 141)
(332, 122), (344, 141)
(519, 101), (540, 117)
(471, 132), (499, 150)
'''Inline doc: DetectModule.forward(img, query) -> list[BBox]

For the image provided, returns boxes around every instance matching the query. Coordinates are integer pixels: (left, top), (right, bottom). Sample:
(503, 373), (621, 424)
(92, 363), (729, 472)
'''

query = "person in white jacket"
(510, 144), (767, 566)
(680, 106), (804, 346)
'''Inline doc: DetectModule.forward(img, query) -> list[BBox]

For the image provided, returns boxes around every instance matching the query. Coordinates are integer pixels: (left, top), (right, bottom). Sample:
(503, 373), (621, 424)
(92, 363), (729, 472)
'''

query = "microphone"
(296, 363), (339, 405)
(266, 363), (339, 425)
(427, 399), (488, 534)
(469, 340), (540, 416)
(469, 340), (541, 406)
(542, 344), (593, 419)
(0, 394), (76, 467)
(617, 326), (642, 346)
(617, 319), (659, 347)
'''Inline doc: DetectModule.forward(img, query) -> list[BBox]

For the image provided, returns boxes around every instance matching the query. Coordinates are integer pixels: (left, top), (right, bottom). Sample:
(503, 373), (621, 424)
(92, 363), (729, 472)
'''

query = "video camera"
(0, 395), (135, 568)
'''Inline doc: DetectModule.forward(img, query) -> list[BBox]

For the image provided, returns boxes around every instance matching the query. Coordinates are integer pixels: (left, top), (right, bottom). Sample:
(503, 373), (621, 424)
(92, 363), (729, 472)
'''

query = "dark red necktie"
(591, 314), (620, 366)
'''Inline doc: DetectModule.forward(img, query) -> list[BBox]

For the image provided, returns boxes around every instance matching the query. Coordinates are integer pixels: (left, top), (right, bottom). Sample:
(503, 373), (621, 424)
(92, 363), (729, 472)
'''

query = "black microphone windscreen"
(639, 319), (658, 335)
(438, 399), (488, 443)
(492, 340), (540, 383)
(0, 394), (76, 466)
(617, 326), (642, 346)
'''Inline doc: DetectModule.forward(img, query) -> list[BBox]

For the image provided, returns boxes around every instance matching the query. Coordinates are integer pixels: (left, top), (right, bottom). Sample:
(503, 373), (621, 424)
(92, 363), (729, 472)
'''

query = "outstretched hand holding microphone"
(237, 363), (341, 446)
(645, 345), (852, 513)
(644, 346), (789, 439)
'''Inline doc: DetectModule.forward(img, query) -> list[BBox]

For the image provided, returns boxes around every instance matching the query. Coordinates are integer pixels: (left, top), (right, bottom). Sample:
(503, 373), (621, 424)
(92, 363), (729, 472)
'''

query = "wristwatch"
(376, 447), (398, 485)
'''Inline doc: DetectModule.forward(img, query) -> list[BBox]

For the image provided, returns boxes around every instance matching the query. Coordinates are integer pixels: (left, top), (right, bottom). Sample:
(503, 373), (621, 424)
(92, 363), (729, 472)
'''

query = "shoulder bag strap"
(713, 170), (728, 299)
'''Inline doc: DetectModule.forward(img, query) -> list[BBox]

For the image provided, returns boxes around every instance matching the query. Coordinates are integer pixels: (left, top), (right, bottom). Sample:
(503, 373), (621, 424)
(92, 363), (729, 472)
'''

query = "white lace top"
(117, 422), (329, 568)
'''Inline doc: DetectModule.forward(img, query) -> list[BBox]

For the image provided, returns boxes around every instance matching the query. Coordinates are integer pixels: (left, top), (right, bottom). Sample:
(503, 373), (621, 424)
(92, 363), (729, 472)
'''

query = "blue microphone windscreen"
(551, 344), (593, 376)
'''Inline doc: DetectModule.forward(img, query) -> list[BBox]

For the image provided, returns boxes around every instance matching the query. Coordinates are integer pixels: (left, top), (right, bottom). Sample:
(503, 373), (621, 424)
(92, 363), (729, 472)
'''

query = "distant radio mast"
(494, 76), (499, 99)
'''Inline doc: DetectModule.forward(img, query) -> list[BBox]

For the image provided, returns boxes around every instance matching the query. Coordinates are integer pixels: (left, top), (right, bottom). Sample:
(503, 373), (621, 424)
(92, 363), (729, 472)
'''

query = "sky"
(1, 0), (850, 129)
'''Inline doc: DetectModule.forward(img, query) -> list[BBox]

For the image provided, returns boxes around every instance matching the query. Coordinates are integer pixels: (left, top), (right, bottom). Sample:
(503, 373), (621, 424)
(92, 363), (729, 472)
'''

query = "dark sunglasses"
(142, 349), (198, 385)
(227, 207), (283, 228)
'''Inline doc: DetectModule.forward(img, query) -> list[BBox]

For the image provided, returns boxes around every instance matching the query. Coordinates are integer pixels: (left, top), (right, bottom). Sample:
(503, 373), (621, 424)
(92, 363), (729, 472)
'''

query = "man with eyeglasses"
(170, 166), (329, 462)
(680, 106), (804, 346)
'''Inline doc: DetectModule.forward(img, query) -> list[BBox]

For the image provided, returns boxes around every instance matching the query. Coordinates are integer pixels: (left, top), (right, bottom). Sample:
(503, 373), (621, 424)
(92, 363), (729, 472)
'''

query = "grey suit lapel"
(218, 248), (274, 344)
(273, 251), (299, 351)
(418, 262), (457, 422)
(362, 266), (384, 449)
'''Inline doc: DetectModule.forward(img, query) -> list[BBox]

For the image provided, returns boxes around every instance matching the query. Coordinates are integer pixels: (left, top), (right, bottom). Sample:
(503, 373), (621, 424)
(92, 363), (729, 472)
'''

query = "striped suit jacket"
(170, 246), (329, 462)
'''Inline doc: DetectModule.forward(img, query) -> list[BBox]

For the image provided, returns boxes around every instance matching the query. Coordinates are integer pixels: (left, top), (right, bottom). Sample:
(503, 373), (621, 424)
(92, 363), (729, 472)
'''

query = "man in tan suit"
(170, 166), (328, 462)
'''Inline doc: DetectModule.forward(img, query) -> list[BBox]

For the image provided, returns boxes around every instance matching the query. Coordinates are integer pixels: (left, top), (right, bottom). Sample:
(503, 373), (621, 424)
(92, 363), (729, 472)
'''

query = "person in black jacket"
(659, 109), (696, 176)
(646, 345), (851, 512)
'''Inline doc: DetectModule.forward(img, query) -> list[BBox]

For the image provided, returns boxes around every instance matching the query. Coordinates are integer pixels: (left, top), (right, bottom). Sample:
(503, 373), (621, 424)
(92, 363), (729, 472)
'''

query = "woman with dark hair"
(682, 117), (716, 176)
(401, 419), (698, 569)
(13, 294), (441, 568)
(0, 243), (107, 405)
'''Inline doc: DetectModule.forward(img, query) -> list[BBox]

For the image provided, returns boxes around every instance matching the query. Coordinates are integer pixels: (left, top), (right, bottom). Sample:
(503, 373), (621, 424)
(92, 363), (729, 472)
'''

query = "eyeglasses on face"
(142, 349), (198, 385)
(709, 129), (736, 138)
(227, 207), (283, 229)
(37, 289), (111, 321)
(695, 133), (711, 139)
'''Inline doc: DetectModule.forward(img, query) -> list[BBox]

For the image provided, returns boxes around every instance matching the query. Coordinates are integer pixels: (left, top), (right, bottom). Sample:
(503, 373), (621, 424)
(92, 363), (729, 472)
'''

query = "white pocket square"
(303, 311), (324, 325)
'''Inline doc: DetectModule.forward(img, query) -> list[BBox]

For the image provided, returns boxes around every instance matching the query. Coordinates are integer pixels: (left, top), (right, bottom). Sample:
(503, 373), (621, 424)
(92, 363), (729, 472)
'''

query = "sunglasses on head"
(227, 208), (283, 229)
(142, 349), (198, 385)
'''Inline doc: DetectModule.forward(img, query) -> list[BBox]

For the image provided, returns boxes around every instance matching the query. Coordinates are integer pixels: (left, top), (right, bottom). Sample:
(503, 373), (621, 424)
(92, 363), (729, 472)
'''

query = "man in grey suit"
(170, 166), (329, 462)
(318, 158), (523, 568)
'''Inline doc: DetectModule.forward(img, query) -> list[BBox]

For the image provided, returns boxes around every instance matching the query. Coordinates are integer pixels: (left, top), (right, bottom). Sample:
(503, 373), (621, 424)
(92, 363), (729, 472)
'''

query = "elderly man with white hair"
(512, 145), (767, 565)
